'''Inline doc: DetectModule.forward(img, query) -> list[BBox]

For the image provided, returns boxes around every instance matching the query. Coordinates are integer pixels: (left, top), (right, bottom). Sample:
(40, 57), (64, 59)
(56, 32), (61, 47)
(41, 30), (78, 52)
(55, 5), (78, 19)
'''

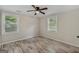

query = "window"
(5, 16), (17, 32)
(48, 16), (57, 32)
(2, 13), (19, 34)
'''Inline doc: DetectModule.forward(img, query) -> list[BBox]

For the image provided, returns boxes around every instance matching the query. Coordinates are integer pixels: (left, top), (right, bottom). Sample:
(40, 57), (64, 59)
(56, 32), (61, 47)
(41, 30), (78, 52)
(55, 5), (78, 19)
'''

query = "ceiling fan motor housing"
(36, 7), (40, 10)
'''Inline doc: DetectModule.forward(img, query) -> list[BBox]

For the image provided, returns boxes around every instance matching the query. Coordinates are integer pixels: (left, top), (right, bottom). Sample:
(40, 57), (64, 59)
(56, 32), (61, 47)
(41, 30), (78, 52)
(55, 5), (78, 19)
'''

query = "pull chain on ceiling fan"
(27, 5), (48, 15)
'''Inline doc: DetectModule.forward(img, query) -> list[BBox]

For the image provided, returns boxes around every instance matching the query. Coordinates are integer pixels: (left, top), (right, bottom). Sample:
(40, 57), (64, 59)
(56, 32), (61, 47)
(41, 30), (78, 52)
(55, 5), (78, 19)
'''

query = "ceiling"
(0, 5), (79, 17)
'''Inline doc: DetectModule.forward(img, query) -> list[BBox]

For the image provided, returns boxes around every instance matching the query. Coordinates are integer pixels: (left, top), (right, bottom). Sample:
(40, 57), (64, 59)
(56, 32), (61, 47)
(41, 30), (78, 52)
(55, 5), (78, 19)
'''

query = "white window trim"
(2, 12), (19, 34)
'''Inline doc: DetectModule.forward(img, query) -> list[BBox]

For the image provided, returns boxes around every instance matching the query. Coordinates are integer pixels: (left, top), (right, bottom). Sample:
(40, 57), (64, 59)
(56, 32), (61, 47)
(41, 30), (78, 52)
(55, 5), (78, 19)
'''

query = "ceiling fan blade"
(32, 5), (36, 9)
(27, 10), (35, 12)
(39, 11), (45, 14)
(34, 13), (37, 15)
(40, 8), (48, 10)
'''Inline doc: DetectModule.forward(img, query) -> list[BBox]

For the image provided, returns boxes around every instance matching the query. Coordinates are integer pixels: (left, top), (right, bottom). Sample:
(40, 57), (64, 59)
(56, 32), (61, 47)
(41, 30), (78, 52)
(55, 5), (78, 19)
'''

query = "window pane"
(5, 16), (17, 32)
(48, 17), (57, 32)
(49, 19), (56, 26)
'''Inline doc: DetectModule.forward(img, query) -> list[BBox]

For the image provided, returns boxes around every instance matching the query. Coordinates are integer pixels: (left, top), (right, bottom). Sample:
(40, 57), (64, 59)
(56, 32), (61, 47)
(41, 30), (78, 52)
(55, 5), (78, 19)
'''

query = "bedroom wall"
(0, 11), (2, 43)
(1, 11), (40, 44)
(19, 15), (40, 39)
(40, 9), (79, 47)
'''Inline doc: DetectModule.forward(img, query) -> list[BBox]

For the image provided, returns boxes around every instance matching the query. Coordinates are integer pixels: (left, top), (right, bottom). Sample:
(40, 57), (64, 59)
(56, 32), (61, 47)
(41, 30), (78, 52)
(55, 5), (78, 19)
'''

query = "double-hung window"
(2, 13), (19, 34)
(48, 16), (57, 32)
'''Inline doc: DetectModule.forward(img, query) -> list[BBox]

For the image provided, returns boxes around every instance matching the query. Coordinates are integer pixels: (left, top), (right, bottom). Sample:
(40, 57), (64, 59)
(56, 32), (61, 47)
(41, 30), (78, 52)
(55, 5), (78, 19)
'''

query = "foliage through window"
(5, 16), (17, 32)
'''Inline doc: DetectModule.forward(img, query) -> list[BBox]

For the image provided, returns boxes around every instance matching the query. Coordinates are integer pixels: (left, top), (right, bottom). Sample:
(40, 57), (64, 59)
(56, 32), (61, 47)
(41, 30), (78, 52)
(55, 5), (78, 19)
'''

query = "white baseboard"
(41, 35), (79, 48)
(0, 35), (39, 45)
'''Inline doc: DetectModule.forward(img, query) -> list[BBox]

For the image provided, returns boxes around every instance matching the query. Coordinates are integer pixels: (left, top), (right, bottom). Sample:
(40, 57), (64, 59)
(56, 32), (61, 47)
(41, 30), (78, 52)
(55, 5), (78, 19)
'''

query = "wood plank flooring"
(0, 36), (79, 53)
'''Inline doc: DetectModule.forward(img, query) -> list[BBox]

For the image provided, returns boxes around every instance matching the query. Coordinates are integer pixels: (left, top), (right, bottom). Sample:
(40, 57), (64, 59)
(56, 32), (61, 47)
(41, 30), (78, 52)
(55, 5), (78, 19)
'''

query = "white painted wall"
(19, 15), (40, 39)
(1, 11), (39, 44)
(40, 9), (79, 47)
(0, 11), (2, 43)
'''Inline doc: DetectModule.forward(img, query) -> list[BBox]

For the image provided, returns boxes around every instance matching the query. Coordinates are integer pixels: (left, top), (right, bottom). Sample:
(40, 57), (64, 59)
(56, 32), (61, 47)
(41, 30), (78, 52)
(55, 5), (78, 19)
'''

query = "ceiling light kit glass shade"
(36, 11), (39, 13)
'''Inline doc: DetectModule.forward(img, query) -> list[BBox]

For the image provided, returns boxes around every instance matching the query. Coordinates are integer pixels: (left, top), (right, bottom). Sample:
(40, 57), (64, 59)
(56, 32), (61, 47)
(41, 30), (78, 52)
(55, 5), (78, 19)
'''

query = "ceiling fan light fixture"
(36, 11), (39, 14)
(27, 5), (48, 15)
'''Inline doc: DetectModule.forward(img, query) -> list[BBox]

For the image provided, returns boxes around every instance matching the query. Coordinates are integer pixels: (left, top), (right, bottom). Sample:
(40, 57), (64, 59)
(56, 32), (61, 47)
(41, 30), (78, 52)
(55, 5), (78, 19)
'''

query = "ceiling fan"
(27, 5), (48, 15)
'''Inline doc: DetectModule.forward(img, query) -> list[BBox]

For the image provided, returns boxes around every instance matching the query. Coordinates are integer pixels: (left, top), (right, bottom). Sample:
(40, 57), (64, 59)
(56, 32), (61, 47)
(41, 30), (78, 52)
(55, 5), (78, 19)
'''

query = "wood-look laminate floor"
(0, 36), (79, 53)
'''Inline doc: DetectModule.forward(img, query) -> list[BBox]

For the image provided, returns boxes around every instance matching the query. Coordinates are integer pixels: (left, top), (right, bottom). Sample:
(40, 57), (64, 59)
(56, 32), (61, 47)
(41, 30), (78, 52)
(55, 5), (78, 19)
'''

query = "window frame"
(2, 12), (19, 34)
(47, 16), (57, 32)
